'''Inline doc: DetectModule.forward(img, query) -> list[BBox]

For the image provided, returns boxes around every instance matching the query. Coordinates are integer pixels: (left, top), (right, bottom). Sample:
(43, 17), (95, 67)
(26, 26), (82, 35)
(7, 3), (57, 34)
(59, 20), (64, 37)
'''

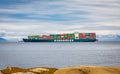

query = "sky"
(0, 0), (120, 40)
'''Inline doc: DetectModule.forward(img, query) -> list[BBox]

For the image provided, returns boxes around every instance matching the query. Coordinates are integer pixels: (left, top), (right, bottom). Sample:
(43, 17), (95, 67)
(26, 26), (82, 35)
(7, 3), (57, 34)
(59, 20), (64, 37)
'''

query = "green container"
(86, 33), (90, 36)
(33, 35), (39, 39)
(71, 34), (75, 38)
(57, 36), (61, 39)
(54, 35), (57, 39)
(67, 34), (71, 36)
(50, 36), (54, 39)
(64, 35), (68, 38)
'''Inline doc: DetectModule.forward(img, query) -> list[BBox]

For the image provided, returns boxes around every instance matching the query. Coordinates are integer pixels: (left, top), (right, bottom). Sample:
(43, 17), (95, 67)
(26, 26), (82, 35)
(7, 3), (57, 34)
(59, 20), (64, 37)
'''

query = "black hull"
(23, 39), (96, 42)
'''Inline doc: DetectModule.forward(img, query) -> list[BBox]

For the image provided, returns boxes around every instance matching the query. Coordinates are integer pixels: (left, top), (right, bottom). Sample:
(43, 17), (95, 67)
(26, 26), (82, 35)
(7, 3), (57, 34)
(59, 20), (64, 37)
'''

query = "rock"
(54, 66), (120, 74)
(29, 68), (49, 73)
(0, 71), (3, 74)
(11, 72), (36, 74)
(0, 67), (58, 74)
(29, 67), (58, 74)
(0, 67), (28, 74)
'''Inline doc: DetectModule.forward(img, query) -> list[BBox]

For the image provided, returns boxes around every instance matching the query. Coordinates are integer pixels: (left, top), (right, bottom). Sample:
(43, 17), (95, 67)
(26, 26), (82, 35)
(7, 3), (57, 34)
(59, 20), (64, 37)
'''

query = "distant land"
(0, 35), (120, 42)
(0, 38), (18, 42)
(97, 34), (120, 41)
(0, 38), (7, 42)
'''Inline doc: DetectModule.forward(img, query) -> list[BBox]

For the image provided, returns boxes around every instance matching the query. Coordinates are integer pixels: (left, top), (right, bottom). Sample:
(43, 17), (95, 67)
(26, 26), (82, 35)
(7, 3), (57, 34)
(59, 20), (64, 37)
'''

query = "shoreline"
(0, 66), (120, 74)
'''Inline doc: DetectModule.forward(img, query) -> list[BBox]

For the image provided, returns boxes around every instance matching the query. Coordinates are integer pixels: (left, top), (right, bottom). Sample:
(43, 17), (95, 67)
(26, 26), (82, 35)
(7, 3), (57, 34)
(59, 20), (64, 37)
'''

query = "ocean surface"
(0, 42), (120, 69)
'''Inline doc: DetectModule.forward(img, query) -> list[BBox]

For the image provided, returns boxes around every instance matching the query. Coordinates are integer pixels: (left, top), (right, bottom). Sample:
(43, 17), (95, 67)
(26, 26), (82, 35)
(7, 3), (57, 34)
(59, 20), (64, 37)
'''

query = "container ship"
(23, 32), (97, 42)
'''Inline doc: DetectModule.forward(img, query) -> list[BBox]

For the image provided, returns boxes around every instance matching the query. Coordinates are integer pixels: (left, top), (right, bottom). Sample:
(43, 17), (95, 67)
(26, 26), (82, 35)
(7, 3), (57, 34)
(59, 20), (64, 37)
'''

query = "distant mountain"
(7, 38), (19, 42)
(97, 34), (120, 41)
(0, 38), (7, 42)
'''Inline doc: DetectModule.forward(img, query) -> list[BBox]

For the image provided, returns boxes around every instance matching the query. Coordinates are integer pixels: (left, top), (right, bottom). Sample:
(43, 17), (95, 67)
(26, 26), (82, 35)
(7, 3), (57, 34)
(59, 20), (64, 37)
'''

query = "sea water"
(0, 42), (120, 69)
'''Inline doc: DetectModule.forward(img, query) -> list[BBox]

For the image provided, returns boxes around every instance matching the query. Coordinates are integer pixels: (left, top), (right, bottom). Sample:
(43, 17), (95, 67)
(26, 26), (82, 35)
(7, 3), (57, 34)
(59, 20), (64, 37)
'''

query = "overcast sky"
(0, 0), (120, 40)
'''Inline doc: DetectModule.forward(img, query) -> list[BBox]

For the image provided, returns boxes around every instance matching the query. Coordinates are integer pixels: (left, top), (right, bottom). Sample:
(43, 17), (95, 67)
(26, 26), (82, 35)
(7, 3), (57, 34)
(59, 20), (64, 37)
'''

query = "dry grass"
(0, 66), (120, 74)
(54, 66), (120, 74)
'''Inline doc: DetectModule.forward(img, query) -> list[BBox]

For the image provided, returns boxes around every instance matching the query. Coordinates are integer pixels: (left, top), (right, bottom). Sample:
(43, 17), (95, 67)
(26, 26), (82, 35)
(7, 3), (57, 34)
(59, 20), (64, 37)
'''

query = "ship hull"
(23, 39), (96, 42)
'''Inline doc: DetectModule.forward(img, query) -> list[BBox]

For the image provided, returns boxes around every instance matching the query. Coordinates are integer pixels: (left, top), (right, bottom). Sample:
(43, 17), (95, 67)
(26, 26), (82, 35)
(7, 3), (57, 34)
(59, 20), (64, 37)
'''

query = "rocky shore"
(0, 66), (120, 74)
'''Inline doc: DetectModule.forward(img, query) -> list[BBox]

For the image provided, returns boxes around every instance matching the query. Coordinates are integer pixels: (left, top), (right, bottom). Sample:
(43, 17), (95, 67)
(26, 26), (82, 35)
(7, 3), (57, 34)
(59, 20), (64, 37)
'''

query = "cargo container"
(23, 32), (97, 42)
(79, 33), (86, 39)
(90, 33), (96, 38)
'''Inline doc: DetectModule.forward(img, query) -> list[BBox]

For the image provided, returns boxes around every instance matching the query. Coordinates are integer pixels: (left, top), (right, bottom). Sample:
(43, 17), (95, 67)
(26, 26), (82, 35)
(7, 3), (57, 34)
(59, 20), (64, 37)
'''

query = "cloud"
(0, 0), (120, 40)
(0, 30), (6, 37)
(0, 0), (120, 22)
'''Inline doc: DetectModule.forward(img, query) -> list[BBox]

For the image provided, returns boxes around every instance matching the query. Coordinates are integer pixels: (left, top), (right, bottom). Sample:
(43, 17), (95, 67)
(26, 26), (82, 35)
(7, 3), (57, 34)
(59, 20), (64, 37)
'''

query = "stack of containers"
(86, 33), (90, 38)
(79, 33), (86, 39)
(28, 35), (35, 39)
(39, 35), (43, 39)
(35, 35), (39, 39)
(72, 34), (75, 39)
(65, 34), (67, 39)
(32, 36), (35, 39)
(55, 34), (57, 39)
(67, 34), (71, 39)
(57, 34), (61, 39)
(42, 35), (47, 39)
(28, 36), (31, 39)
(64, 34), (68, 39)
(90, 33), (96, 39)
(41, 34), (50, 39)
(67, 34), (74, 39)
(46, 35), (50, 39)
(79, 33), (82, 39)
(50, 34), (54, 39)
(61, 34), (65, 39)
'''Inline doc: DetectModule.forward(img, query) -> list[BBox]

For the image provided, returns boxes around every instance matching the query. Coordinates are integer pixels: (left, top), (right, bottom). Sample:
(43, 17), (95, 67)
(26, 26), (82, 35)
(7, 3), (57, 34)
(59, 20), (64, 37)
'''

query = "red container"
(90, 33), (96, 38)
(46, 36), (50, 39)
(68, 36), (72, 39)
(79, 33), (86, 38)
(42, 35), (47, 39)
